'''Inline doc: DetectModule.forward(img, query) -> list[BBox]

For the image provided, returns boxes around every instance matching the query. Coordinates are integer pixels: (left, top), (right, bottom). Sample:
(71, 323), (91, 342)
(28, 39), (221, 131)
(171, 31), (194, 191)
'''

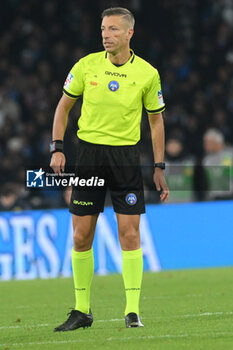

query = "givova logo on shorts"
(125, 193), (137, 205)
(73, 200), (93, 206)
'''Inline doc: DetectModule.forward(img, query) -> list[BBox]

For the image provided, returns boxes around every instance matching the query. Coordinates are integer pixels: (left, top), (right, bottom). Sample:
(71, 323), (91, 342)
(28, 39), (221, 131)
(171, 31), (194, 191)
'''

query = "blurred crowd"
(0, 0), (233, 211)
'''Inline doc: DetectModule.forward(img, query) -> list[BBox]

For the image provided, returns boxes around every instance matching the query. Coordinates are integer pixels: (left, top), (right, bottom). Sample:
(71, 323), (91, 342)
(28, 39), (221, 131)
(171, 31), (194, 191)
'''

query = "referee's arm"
(50, 94), (77, 175)
(148, 112), (169, 202)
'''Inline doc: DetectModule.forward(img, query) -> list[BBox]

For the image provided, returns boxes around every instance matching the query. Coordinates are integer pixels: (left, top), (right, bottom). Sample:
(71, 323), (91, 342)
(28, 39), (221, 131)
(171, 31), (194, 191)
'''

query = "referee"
(51, 7), (169, 331)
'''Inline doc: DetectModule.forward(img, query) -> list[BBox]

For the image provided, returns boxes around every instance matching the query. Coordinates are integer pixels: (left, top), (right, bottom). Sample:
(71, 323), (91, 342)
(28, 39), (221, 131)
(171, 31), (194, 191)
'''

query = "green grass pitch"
(0, 268), (232, 350)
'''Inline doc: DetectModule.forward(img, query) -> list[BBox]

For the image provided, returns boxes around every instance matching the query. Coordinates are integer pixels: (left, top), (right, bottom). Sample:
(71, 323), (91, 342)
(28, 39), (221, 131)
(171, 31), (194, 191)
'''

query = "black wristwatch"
(154, 162), (166, 170)
(50, 140), (64, 154)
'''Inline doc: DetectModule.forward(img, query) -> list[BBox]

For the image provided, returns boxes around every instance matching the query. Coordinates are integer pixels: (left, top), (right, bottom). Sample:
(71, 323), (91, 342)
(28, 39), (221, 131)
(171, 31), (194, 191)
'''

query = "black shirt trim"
(130, 50), (135, 63)
(63, 88), (80, 99)
(146, 106), (165, 114)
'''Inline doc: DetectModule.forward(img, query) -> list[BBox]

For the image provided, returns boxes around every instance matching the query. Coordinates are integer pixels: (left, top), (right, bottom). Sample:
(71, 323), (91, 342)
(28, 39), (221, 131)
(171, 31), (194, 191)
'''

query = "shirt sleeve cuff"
(146, 105), (165, 114)
(63, 88), (81, 99)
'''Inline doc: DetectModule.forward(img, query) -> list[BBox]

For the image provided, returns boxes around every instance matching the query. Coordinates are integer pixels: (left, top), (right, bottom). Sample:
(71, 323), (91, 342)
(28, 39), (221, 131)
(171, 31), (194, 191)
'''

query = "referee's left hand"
(153, 168), (169, 202)
(50, 152), (66, 176)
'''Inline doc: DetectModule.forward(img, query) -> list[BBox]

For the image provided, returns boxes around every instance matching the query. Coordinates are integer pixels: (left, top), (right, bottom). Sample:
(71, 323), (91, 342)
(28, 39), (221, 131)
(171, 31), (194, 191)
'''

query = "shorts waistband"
(78, 138), (138, 149)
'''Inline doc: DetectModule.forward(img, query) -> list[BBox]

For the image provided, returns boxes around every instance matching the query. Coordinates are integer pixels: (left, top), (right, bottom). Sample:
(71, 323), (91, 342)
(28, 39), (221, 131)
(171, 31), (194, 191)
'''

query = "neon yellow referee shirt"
(63, 50), (165, 146)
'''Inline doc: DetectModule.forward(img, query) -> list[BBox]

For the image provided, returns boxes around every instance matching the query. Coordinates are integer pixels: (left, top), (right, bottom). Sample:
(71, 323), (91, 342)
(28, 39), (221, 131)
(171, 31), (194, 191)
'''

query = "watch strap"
(154, 162), (166, 170)
(50, 140), (63, 153)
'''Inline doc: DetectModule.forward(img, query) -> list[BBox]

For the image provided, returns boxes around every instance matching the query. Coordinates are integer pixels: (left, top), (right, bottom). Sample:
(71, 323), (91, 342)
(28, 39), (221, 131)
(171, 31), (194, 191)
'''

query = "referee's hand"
(153, 168), (169, 203)
(50, 152), (66, 176)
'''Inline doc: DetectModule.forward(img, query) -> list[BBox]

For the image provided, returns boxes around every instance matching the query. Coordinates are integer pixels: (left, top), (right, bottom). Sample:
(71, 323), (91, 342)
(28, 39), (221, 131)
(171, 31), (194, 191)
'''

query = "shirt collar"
(105, 49), (135, 65)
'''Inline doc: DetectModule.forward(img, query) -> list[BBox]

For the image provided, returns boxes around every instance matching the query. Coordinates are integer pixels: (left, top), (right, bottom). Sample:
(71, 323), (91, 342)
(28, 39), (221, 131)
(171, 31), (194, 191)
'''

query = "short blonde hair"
(101, 7), (135, 29)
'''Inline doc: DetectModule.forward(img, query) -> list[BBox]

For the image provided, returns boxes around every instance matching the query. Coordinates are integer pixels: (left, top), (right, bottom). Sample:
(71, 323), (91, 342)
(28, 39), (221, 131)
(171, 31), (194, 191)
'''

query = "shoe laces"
(66, 308), (75, 317)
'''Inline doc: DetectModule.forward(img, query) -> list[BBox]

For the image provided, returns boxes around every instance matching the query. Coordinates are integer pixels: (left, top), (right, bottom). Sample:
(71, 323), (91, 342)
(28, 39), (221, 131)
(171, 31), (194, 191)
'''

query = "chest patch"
(108, 80), (119, 91)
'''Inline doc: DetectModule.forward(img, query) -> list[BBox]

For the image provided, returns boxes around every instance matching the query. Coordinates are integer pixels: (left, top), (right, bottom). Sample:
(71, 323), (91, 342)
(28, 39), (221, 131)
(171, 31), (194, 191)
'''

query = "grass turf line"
(0, 268), (233, 350)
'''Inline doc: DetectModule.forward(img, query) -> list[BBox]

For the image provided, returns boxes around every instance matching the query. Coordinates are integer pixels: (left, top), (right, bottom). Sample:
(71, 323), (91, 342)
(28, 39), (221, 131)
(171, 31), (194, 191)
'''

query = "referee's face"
(101, 15), (133, 54)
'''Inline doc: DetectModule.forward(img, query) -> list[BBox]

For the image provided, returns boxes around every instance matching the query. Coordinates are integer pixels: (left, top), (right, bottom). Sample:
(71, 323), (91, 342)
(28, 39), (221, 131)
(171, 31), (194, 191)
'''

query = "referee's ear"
(127, 28), (134, 40)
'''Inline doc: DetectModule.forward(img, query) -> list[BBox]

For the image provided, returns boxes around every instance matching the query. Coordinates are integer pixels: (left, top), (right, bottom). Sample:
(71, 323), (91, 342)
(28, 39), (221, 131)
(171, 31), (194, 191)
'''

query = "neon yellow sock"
(122, 248), (143, 316)
(72, 248), (94, 314)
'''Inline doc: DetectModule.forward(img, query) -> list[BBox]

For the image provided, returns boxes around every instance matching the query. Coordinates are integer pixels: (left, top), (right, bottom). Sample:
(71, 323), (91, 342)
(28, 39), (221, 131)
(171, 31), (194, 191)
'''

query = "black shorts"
(69, 139), (145, 216)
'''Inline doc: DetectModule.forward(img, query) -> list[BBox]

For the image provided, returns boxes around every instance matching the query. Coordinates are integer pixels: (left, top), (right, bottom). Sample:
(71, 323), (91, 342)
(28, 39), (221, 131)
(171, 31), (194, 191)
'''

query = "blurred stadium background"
(0, 1), (233, 348)
(0, 0), (233, 278)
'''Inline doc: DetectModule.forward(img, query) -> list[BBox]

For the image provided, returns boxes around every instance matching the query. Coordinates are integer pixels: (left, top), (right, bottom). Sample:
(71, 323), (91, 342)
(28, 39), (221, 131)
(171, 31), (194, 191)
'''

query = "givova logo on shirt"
(105, 71), (127, 78)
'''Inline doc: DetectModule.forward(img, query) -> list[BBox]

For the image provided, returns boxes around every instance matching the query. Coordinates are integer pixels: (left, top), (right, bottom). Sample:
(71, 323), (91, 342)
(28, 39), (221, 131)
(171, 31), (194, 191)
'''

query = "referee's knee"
(72, 214), (98, 251)
(119, 227), (140, 250)
(73, 228), (93, 251)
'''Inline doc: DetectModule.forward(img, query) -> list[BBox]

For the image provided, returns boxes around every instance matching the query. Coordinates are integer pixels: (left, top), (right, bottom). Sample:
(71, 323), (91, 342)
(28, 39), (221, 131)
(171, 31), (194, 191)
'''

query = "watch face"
(50, 143), (56, 152)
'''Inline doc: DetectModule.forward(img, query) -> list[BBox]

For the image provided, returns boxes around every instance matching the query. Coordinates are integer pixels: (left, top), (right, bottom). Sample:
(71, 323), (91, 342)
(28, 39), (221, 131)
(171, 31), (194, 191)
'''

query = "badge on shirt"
(64, 72), (74, 89)
(108, 80), (119, 91)
(158, 90), (164, 106)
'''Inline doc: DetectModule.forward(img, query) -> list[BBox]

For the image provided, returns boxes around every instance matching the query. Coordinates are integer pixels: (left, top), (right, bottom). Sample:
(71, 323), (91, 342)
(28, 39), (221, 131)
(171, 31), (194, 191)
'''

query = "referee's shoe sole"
(125, 312), (144, 328)
(54, 309), (93, 332)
